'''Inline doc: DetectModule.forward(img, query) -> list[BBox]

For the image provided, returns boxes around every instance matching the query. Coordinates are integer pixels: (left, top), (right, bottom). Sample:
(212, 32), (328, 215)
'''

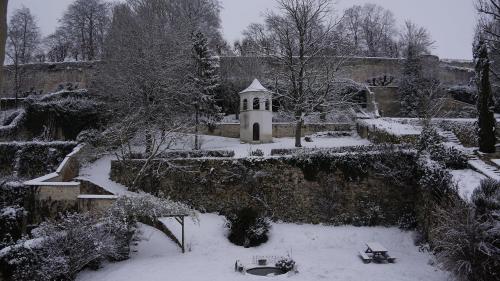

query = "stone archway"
(253, 123), (260, 141)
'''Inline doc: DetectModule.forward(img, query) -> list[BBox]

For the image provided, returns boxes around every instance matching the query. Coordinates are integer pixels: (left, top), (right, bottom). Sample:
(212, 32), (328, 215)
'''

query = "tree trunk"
(295, 111), (302, 147)
(194, 105), (199, 150)
(0, 0), (8, 97)
(476, 40), (496, 153)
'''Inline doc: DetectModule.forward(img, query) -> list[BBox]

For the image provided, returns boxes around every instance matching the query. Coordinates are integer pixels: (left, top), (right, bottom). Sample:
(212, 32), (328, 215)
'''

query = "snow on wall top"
(239, 78), (270, 94)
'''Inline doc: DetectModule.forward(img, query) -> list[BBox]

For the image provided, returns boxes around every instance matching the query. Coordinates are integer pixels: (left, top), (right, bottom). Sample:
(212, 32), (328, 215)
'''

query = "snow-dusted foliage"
(0, 109), (26, 139)
(448, 85), (477, 105)
(189, 31), (222, 150)
(24, 89), (104, 140)
(275, 256), (296, 273)
(0, 194), (195, 280)
(0, 180), (28, 248)
(433, 179), (500, 281)
(225, 207), (270, 248)
(0, 213), (114, 281)
(106, 193), (196, 225)
(417, 125), (468, 169)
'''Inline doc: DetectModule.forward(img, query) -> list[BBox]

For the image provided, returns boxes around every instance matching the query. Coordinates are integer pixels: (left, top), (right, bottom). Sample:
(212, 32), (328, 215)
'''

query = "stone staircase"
(439, 130), (461, 144)
(439, 130), (500, 180)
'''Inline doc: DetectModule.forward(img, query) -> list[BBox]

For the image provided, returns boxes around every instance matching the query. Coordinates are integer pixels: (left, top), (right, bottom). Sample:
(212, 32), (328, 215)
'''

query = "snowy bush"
(275, 256), (296, 273)
(0, 109), (26, 138)
(0, 180), (29, 248)
(430, 146), (468, 170)
(433, 180), (500, 281)
(250, 149), (264, 157)
(417, 125), (468, 169)
(0, 194), (195, 280)
(417, 157), (455, 202)
(448, 85), (477, 105)
(106, 193), (196, 227)
(225, 207), (270, 247)
(76, 129), (102, 146)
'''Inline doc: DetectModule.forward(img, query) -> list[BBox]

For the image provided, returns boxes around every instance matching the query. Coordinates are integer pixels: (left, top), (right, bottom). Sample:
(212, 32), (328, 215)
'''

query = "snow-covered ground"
(196, 134), (371, 157)
(450, 169), (487, 200)
(77, 155), (131, 195)
(77, 214), (449, 281)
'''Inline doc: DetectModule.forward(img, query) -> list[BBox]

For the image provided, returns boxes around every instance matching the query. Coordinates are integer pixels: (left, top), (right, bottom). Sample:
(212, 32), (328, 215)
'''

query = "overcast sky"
(8, 0), (476, 59)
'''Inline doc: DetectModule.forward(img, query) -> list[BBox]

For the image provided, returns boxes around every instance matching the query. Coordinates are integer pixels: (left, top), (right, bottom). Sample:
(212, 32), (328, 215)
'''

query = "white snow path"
(77, 155), (131, 196)
(77, 214), (450, 281)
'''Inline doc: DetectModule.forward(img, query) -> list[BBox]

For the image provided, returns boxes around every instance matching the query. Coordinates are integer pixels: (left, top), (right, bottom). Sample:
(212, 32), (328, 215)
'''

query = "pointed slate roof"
(239, 79), (270, 94)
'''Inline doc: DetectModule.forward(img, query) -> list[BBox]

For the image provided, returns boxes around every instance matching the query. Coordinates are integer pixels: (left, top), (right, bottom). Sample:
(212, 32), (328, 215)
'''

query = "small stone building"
(239, 79), (273, 143)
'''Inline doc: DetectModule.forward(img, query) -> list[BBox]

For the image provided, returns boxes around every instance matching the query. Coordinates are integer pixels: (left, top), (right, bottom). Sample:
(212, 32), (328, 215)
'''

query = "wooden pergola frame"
(153, 214), (188, 253)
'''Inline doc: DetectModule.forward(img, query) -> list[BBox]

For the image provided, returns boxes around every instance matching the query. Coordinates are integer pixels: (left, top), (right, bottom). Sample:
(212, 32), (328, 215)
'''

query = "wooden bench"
(359, 251), (372, 263)
(384, 253), (397, 263)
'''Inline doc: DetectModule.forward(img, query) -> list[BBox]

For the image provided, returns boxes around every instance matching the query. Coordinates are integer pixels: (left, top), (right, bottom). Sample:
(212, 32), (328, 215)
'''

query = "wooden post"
(181, 216), (185, 253)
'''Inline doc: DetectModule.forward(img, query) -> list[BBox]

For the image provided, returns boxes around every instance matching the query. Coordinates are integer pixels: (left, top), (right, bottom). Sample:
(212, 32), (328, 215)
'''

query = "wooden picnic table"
(365, 242), (388, 254)
(364, 242), (396, 263)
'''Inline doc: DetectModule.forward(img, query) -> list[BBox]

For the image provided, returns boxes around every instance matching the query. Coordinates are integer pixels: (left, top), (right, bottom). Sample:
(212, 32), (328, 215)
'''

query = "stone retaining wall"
(200, 123), (352, 138)
(1, 57), (473, 98)
(110, 152), (421, 225)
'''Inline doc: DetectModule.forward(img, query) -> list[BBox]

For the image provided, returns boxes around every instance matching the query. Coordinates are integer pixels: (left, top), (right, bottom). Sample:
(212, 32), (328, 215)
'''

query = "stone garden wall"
(200, 123), (352, 138)
(110, 151), (421, 225)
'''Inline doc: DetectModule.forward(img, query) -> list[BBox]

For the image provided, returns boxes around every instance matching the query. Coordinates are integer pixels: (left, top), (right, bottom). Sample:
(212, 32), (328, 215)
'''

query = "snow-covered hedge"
(0, 141), (76, 178)
(129, 150), (235, 159)
(0, 110), (26, 139)
(271, 144), (412, 156)
(24, 89), (105, 140)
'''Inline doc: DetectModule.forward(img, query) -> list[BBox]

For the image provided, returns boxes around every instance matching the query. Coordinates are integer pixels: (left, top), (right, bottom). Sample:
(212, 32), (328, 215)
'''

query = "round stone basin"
(246, 267), (286, 276)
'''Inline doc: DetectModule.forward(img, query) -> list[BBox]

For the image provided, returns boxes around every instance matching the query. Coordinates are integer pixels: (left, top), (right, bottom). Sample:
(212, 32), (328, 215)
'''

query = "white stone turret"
(239, 79), (273, 143)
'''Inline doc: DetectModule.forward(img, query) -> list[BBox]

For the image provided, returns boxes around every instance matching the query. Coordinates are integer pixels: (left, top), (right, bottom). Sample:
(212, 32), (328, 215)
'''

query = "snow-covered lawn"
(77, 214), (449, 281)
(197, 134), (371, 157)
(451, 169), (487, 200)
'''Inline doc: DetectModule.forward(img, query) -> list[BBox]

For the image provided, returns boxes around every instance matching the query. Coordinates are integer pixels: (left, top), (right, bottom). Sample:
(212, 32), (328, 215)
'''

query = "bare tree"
(6, 6), (40, 103)
(0, 0), (7, 96)
(44, 29), (71, 62)
(340, 4), (398, 57)
(58, 0), (110, 61)
(399, 21), (434, 58)
(246, 0), (352, 147)
(95, 2), (197, 189)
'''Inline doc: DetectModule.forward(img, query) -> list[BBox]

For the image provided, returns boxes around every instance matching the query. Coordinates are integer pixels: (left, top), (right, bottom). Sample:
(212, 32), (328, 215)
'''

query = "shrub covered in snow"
(0, 194), (195, 281)
(0, 180), (29, 248)
(432, 179), (500, 281)
(0, 109), (26, 139)
(225, 207), (270, 248)
(250, 149), (264, 157)
(417, 125), (468, 169)
(275, 256), (296, 273)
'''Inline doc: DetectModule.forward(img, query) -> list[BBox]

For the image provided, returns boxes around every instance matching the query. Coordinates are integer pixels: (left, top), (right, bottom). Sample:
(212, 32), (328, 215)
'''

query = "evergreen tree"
(399, 52), (422, 117)
(191, 31), (221, 150)
(474, 38), (496, 153)
(398, 21), (433, 117)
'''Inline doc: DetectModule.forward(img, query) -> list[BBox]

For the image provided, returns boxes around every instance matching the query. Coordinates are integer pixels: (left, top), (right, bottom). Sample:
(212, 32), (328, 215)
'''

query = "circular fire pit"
(246, 267), (286, 276)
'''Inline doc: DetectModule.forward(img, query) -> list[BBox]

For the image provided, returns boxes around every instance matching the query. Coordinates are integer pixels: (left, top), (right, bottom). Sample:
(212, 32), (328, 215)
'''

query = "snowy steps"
(438, 131), (461, 144)
(438, 130), (500, 181)
(468, 159), (500, 180)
